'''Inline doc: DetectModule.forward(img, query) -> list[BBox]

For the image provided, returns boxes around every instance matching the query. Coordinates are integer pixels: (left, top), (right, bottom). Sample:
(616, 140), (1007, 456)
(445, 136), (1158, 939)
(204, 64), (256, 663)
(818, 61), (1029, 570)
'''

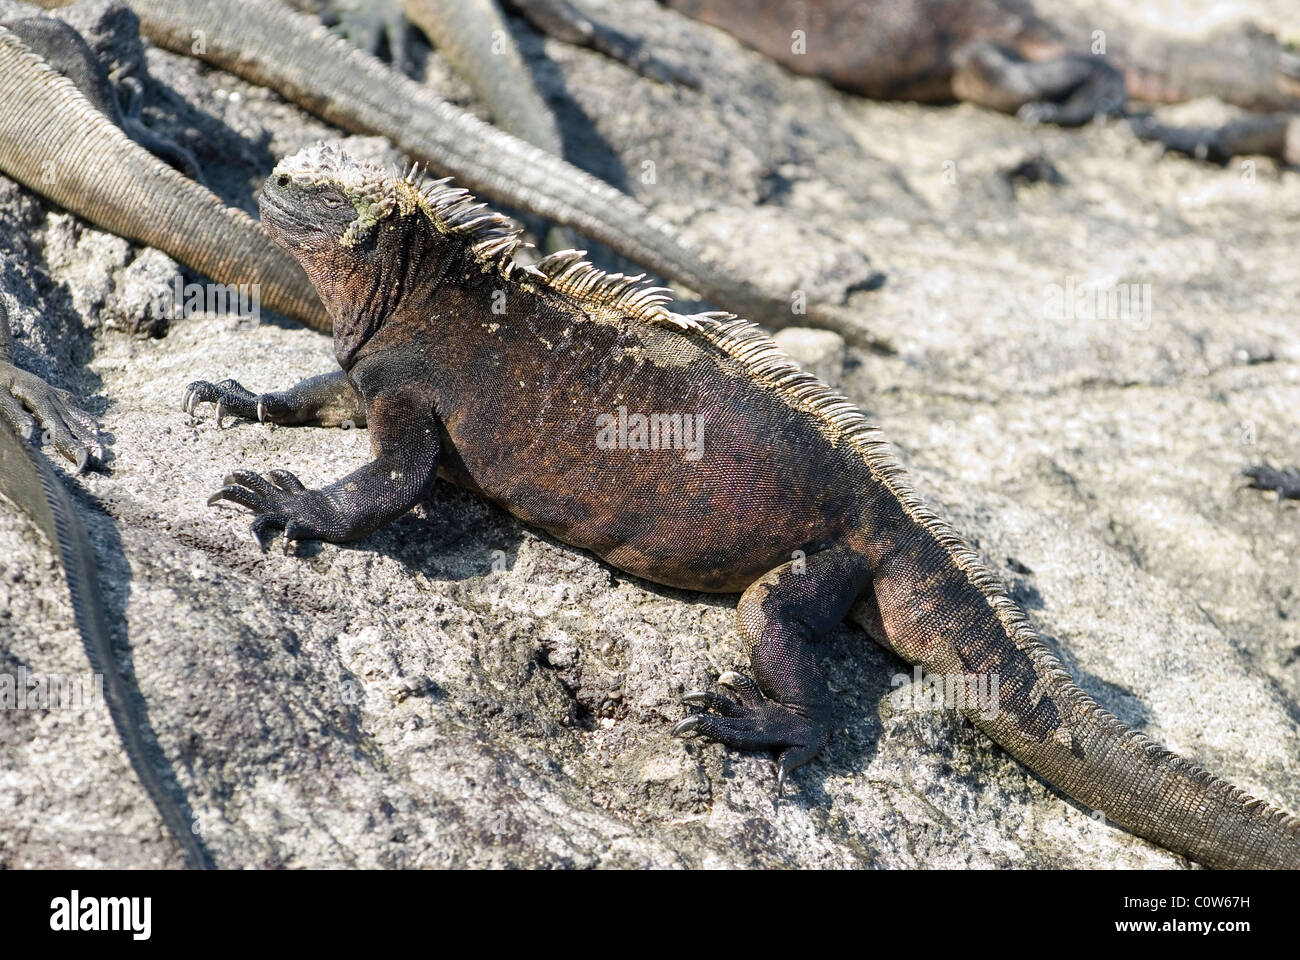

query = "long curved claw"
(183, 378), (261, 424)
(672, 670), (828, 794)
(205, 467), (337, 550)
(1, 363), (103, 471)
(671, 715), (702, 736)
(268, 469), (306, 493)
(718, 670), (765, 708)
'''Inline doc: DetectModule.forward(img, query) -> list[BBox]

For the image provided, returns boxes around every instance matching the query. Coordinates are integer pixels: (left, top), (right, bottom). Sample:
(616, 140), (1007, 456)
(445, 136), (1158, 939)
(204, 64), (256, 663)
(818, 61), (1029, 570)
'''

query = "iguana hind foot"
(675, 547), (870, 793)
(675, 671), (827, 795)
(0, 302), (102, 472)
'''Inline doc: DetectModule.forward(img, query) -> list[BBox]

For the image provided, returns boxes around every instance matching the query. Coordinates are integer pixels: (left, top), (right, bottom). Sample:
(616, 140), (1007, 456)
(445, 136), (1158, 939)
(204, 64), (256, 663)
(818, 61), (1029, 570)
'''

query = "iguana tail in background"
(0, 23), (326, 330)
(400, 0), (565, 159)
(853, 455), (1300, 868)
(35, 0), (806, 330)
(0, 415), (212, 868)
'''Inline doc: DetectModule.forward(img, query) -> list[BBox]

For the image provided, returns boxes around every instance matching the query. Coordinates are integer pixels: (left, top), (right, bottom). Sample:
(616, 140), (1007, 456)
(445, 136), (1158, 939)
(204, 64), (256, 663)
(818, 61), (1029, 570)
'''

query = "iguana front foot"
(207, 469), (347, 548)
(311, 0), (411, 71)
(184, 378), (260, 427)
(184, 370), (365, 428)
(674, 671), (829, 795)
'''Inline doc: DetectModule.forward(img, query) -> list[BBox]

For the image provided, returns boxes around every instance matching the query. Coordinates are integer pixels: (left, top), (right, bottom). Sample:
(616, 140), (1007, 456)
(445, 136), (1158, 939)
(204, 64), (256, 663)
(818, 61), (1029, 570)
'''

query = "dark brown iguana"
(185, 144), (1300, 869)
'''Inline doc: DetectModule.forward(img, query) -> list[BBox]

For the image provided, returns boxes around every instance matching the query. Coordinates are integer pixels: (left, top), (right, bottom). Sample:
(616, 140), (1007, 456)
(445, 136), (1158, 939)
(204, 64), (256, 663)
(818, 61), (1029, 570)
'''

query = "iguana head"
(261, 143), (412, 257)
(261, 144), (525, 364)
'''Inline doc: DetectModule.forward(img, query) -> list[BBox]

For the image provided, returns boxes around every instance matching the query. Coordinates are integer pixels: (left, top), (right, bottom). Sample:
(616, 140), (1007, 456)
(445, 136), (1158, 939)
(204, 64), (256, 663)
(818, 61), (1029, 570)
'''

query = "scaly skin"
(33, 0), (807, 330)
(0, 23), (327, 329)
(0, 12), (203, 181)
(400, 0), (564, 159)
(188, 145), (1300, 869)
(0, 382), (212, 869)
(0, 300), (103, 471)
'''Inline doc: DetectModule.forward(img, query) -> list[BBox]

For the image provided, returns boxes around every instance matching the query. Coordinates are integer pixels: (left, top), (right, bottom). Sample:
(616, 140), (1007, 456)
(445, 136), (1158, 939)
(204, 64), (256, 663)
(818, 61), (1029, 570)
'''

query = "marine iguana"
(306, 0), (1300, 165)
(0, 302), (212, 869)
(655, 0), (1300, 162)
(33, 0), (815, 332)
(184, 144), (1300, 869)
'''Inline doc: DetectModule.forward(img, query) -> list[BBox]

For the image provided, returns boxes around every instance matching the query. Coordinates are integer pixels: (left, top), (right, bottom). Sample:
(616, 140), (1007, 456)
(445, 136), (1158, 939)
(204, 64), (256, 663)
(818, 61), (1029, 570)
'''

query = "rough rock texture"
(1, 0), (1298, 869)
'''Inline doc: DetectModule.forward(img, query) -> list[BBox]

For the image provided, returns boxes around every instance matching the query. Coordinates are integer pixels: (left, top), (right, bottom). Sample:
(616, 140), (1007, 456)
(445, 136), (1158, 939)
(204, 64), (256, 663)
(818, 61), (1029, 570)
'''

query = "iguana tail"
(853, 464), (1300, 869)
(0, 24), (326, 329)
(0, 418), (213, 868)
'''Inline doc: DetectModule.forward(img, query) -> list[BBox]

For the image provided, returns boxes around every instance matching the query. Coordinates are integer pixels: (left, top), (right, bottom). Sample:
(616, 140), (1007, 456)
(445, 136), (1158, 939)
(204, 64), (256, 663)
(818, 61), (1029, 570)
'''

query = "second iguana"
(185, 144), (1300, 870)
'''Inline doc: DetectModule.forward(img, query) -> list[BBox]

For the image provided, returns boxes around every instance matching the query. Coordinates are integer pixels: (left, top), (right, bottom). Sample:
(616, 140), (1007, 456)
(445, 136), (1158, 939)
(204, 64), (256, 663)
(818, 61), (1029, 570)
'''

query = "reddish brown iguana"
(184, 144), (1300, 869)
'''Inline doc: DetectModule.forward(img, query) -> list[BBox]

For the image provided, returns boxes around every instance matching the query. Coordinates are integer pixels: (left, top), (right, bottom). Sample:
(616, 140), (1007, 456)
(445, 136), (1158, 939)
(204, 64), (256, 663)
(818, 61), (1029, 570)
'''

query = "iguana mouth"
(258, 186), (331, 250)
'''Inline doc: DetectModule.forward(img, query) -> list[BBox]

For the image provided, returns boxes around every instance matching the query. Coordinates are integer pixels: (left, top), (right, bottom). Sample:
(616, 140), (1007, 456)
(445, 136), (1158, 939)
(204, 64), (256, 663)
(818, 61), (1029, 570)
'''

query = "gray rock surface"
(1, 0), (1298, 868)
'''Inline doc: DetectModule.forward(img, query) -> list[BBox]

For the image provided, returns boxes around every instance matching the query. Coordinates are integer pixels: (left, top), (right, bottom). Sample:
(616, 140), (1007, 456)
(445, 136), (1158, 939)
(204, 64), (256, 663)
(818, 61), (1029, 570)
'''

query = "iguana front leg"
(183, 369), (366, 428)
(198, 379), (440, 547)
(0, 301), (102, 473)
(673, 545), (873, 793)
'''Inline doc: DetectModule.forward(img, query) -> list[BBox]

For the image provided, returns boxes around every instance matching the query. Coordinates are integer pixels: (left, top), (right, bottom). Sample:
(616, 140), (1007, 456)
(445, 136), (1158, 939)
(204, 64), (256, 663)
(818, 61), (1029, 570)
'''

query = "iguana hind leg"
(3, 14), (204, 182)
(0, 301), (102, 472)
(673, 544), (874, 793)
